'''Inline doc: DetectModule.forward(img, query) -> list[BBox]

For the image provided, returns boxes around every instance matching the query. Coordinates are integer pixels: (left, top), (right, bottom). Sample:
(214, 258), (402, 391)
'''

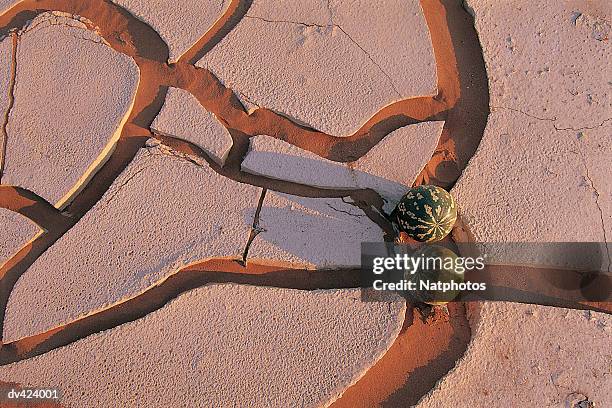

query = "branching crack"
(570, 147), (611, 272)
(243, 15), (401, 97)
(0, 31), (18, 183)
(494, 105), (610, 267)
(326, 202), (364, 217)
(583, 165), (611, 273)
(147, 138), (209, 168)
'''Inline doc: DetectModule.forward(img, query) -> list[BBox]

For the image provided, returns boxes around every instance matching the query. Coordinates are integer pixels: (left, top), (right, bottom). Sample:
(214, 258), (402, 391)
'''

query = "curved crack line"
(554, 117), (612, 132)
(490, 105), (557, 122)
(236, 90), (260, 110)
(335, 25), (402, 98)
(18, 12), (108, 46)
(492, 106), (611, 132)
(102, 166), (146, 205)
(326, 202), (364, 217)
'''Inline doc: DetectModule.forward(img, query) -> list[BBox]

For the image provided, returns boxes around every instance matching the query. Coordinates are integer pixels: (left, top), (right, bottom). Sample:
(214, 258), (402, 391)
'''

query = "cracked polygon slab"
(2, 12), (139, 208)
(242, 134), (355, 188)
(151, 87), (233, 165)
(112, 0), (230, 63)
(0, 285), (405, 407)
(0, 209), (39, 267)
(197, 0), (437, 136)
(452, 110), (611, 246)
(417, 302), (612, 407)
(465, 0), (610, 129)
(3, 141), (260, 342)
(242, 122), (444, 212)
(247, 192), (384, 268)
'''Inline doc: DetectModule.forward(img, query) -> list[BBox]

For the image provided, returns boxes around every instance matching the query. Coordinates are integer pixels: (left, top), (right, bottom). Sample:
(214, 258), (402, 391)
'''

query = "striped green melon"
(404, 245), (464, 305)
(395, 185), (457, 242)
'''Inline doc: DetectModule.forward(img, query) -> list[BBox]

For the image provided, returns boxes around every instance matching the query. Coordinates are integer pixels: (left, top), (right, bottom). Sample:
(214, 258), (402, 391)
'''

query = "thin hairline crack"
(491, 106), (611, 132)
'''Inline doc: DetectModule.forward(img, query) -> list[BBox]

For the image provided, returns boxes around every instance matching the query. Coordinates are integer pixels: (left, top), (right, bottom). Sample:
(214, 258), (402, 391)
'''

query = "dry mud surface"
(0, 0), (609, 407)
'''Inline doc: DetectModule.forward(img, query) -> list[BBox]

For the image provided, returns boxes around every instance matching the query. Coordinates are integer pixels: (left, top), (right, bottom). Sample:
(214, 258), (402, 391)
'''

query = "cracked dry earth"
(0, 0), (609, 407)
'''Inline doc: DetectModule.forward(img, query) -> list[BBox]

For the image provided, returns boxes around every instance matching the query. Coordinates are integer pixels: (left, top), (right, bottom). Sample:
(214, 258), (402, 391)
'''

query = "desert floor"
(0, 0), (610, 407)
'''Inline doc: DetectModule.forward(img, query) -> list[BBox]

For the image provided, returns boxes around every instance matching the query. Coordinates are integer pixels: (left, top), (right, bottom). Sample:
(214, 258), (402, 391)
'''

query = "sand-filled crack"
(177, 0), (252, 65)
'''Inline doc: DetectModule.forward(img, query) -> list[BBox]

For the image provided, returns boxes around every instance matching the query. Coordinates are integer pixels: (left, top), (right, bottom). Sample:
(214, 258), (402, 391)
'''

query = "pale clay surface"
(197, 0), (437, 136)
(453, 110), (611, 244)
(151, 87), (234, 165)
(427, 1), (612, 406)
(112, 0), (230, 63)
(0, 209), (39, 267)
(2, 13), (139, 208)
(464, 0), (610, 130)
(417, 303), (612, 408)
(242, 122), (444, 213)
(0, 285), (406, 408)
(453, 0), (611, 265)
